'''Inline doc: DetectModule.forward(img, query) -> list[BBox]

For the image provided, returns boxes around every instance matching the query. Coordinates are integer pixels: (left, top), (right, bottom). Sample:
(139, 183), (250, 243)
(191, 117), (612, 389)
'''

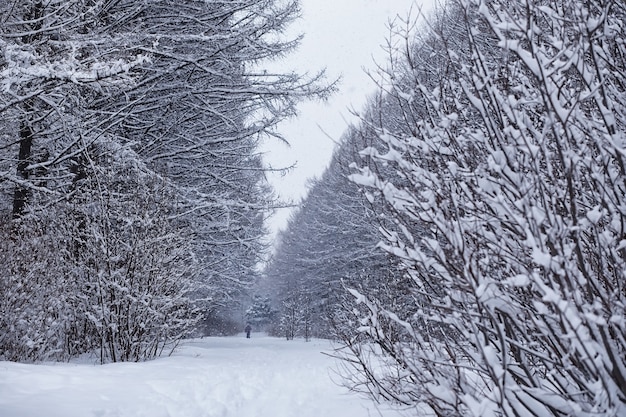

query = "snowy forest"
(2, 0), (626, 416)
(0, 0), (330, 363)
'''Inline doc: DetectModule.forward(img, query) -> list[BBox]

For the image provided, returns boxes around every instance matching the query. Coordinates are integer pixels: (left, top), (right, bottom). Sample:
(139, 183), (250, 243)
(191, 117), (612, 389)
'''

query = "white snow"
(586, 205), (603, 224)
(0, 335), (405, 417)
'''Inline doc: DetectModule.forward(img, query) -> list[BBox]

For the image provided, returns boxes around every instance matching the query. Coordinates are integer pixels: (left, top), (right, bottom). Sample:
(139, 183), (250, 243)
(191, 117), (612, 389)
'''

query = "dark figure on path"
(245, 324), (252, 339)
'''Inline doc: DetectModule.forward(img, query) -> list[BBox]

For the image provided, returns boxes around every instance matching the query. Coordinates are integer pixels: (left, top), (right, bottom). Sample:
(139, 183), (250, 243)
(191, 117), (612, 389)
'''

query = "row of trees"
(0, 0), (329, 362)
(265, 0), (626, 415)
(263, 124), (405, 340)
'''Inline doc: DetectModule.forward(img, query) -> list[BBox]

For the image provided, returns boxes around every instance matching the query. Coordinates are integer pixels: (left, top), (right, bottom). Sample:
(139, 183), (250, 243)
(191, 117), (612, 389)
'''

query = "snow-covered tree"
(245, 294), (276, 331)
(59, 0), (330, 316)
(264, 125), (402, 340)
(0, 0), (147, 216)
(0, 0), (330, 361)
(342, 0), (626, 415)
(0, 0), (152, 362)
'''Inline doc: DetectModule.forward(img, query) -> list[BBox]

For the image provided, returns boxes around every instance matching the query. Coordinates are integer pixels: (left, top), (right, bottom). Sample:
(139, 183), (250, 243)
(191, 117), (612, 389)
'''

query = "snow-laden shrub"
(342, 0), (626, 415)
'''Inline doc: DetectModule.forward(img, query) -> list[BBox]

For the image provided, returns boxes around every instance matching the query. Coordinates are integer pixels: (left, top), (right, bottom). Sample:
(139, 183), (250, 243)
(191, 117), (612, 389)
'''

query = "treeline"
(0, 0), (328, 363)
(265, 0), (626, 415)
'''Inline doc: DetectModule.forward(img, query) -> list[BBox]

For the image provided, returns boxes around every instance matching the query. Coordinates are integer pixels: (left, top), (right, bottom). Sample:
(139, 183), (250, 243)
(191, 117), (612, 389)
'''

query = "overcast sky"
(262, 0), (428, 238)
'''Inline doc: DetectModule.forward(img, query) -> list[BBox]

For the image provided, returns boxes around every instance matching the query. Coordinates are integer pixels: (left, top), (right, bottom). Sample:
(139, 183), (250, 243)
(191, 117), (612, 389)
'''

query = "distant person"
(245, 324), (252, 339)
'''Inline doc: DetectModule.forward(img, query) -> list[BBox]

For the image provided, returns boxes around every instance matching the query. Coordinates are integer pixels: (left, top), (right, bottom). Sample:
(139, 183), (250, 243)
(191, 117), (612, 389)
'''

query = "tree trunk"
(12, 110), (34, 218)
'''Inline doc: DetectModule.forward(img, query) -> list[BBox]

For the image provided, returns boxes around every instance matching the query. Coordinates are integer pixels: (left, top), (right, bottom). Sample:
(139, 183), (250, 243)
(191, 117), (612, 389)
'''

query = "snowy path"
(0, 335), (405, 417)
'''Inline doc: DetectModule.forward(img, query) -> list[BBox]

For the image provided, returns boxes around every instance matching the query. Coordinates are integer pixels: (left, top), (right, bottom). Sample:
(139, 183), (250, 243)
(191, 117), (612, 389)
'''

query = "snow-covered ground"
(0, 335), (406, 417)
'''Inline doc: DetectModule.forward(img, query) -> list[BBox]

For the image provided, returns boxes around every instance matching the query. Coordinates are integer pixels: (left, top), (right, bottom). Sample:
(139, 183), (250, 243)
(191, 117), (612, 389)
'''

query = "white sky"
(262, 0), (429, 238)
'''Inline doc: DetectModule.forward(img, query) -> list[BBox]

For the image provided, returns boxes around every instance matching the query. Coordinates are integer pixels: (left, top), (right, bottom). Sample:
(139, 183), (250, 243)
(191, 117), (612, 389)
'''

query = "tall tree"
(91, 0), (330, 313)
(264, 125), (401, 339)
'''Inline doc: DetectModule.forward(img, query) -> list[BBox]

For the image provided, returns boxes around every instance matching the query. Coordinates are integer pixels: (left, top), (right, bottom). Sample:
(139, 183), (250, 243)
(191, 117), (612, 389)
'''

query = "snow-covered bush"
(0, 139), (197, 362)
(343, 0), (626, 415)
(0, 215), (76, 361)
(67, 140), (197, 362)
